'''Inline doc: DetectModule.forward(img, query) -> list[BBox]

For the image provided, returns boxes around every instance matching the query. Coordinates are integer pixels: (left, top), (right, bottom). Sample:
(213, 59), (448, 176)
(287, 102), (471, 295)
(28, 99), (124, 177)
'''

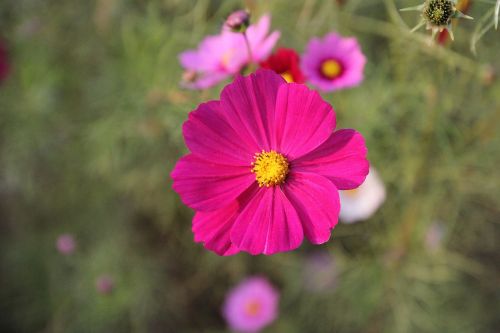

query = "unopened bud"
(224, 10), (250, 33)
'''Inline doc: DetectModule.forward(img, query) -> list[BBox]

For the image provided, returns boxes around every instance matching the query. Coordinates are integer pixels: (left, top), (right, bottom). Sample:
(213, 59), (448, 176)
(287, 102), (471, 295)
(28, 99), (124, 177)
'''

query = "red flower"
(437, 0), (472, 45)
(0, 39), (9, 83)
(259, 48), (305, 83)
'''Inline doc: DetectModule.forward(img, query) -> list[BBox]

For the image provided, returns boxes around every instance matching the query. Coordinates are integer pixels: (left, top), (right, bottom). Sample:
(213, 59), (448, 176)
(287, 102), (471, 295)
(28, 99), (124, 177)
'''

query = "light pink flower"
(171, 70), (369, 255)
(179, 14), (280, 89)
(56, 234), (76, 255)
(301, 32), (366, 92)
(222, 276), (279, 333)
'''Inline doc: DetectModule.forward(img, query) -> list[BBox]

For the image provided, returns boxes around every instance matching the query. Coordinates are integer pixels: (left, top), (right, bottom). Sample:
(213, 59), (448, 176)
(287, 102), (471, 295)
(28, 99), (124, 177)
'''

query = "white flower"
(339, 168), (386, 223)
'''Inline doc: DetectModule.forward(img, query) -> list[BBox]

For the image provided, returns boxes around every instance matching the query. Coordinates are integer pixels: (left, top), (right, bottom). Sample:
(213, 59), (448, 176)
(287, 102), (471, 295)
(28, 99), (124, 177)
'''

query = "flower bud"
(400, 0), (473, 41)
(224, 10), (250, 33)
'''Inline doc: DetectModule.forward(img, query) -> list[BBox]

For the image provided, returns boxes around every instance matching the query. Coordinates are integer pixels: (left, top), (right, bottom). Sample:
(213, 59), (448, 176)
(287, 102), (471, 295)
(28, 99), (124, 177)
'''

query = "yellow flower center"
(281, 71), (294, 83)
(251, 150), (289, 187)
(244, 299), (262, 316)
(220, 49), (235, 69)
(344, 188), (359, 197)
(321, 59), (342, 79)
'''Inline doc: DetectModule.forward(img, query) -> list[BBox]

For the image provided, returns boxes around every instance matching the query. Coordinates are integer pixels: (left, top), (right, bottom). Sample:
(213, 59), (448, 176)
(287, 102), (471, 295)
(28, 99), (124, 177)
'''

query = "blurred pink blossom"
(179, 14), (280, 89)
(56, 234), (76, 255)
(95, 275), (114, 295)
(301, 32), (366, 92)
(222, 276), (279, 333)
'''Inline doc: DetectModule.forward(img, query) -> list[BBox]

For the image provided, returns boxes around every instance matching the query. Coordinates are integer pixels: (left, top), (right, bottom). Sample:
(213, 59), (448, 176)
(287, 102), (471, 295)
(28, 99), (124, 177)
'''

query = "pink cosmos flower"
(56, 234), (76, 255)
(222, 276), (279, 333)
(179, 14), (280, 89)
(301, 32), (366, 92)
(171, 69), (369, 255)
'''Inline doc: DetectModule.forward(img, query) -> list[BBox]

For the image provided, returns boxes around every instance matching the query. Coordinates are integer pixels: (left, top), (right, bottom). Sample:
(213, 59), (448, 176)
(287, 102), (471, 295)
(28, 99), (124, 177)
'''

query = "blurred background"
(0, 0), (499, 332)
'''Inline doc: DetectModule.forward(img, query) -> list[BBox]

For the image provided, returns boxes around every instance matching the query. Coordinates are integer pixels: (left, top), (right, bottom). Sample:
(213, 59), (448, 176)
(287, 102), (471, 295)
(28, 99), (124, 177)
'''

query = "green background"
(0, 0), (499, 332)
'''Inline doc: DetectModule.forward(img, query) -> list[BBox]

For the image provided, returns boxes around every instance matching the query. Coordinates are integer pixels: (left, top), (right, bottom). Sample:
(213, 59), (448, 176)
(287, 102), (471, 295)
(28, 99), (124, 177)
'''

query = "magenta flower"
(179, 14), (279, 89)
(222, 276), (279, 333)
(56, 234), (76, 255)
(301, 32), (366, 92)
(171, 70), (369, 255)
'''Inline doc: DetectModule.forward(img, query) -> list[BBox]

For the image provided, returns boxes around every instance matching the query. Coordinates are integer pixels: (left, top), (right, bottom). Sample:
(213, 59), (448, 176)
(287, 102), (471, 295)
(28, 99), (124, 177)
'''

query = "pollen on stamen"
(251, 150), (289, 187)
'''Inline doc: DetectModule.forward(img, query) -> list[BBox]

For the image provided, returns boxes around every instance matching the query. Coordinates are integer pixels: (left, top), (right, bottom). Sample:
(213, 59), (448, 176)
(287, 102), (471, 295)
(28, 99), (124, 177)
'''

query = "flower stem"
(243, 32), (253, 63)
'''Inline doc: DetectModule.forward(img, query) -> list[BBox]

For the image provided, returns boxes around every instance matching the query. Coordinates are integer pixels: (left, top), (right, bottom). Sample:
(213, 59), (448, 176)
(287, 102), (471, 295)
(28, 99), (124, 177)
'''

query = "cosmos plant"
(400, 0), (473, 40)
(222, 276), (279, 333)
(171, 70), (369, 255)
(301, 32), (366, 92)
(179, 14), (279, 89)
(179, 10), (366, 92)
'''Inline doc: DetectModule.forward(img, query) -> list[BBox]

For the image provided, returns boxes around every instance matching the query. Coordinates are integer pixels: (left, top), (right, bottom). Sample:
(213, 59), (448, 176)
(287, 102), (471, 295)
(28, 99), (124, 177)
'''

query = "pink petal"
(247, 14), (271, 44)
(192, 202), (240, 256)
(171, 154), (254, 211)
(293, 129), (369, 190)
(274, 83), (335, 159)
(220, 70), (285, 151)
(252, 31), (281, 62)
(179, 50), (202, 70)
(283, 172), (340, 244)
(183, 100), (256, 166)
(181, 71), (230, 90)
(230, 186), (304, 255)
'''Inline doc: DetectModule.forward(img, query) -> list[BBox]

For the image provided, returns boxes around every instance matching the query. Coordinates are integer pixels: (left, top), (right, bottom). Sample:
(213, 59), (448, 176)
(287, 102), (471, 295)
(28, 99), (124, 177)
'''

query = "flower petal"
(192, 202), (240, 256)
(251, 31), (281, 62)
(230, 186), (304, 255)
(293, 129), (369, 190)
(171, 154), (254, 211)
(183, 100), (256, 166)
(274, 83), (335, 159)
(283, 172), (340, 244)
(220, 70), (285, 151)
(181, 71), (230, 90)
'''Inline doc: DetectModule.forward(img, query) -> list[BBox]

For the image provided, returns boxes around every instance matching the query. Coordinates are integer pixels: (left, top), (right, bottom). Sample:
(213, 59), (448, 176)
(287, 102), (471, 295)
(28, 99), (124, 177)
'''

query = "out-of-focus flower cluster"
(179, 12), (366, 93)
